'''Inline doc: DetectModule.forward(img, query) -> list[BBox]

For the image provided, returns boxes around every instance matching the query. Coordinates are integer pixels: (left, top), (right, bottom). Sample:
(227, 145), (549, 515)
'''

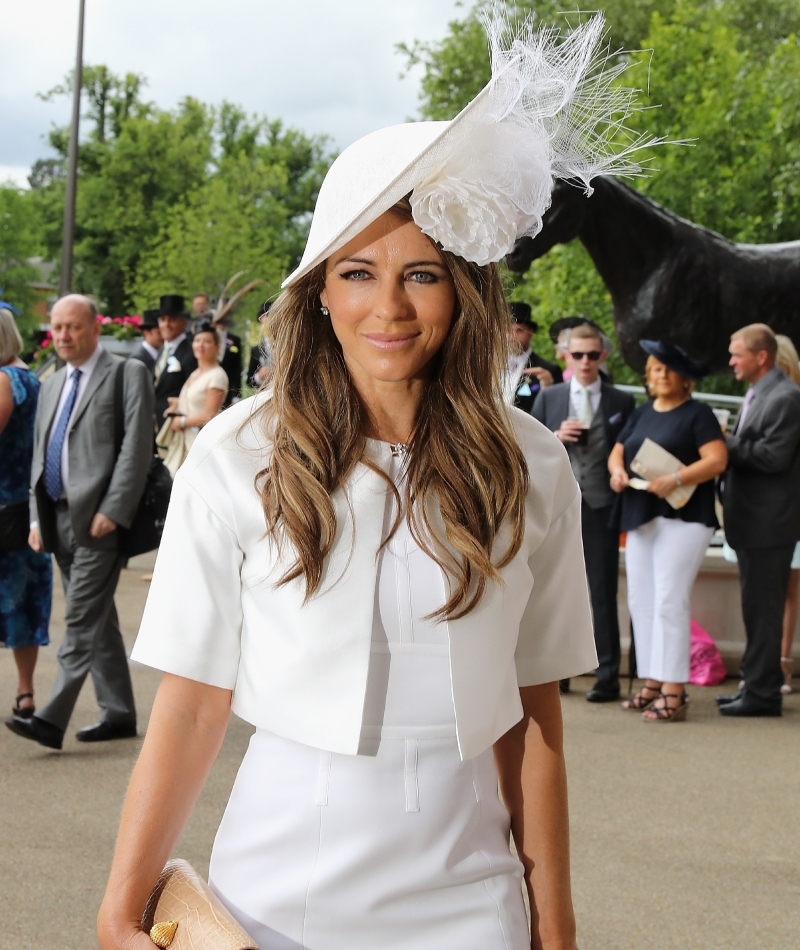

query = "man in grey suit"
(5, 295), (154, 750)
(533, 324), (635, 701)
(718, 323), (800, 717)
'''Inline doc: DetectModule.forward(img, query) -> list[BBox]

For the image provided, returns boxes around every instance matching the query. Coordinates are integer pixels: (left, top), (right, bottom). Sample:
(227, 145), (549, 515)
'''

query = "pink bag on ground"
(689, 620), (727, 686)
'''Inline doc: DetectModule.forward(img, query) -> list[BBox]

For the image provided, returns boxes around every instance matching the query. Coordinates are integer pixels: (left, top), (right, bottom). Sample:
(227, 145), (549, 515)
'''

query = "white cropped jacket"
(132, 395), (596, 761)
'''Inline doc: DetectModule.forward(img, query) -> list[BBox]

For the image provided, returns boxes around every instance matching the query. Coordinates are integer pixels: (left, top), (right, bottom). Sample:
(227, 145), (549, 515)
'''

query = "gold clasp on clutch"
(149, 920), (178, 947)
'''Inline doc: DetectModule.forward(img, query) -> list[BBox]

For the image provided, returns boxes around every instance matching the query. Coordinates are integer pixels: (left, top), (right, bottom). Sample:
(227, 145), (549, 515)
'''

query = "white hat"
(283, 9), (654, 288)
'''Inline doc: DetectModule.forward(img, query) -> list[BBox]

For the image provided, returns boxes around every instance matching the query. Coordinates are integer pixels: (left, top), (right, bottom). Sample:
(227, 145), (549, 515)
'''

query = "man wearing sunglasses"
(532, 324), (635, 702)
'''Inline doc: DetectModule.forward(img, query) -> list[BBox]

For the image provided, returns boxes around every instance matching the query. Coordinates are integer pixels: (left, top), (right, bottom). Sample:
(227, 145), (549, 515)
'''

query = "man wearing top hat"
(505, 301), (562, 412)
(154, 295), (197, 424)
(129, 310), (163, 374)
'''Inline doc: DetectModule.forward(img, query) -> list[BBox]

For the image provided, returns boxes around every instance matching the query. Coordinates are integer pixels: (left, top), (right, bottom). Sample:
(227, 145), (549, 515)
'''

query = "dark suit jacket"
(218, 330), (243, 405)
(531, 380), (635, 452)
(30, 348), (154, 551)
(723, 366), (800, 549)
(130, 342), (156, 374)
(514, 350), (563, 413)
(154, 336), (197, 422)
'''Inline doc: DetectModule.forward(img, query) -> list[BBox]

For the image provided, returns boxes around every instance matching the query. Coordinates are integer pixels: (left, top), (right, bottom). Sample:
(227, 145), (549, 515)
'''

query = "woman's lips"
(363, 333), (419, 351)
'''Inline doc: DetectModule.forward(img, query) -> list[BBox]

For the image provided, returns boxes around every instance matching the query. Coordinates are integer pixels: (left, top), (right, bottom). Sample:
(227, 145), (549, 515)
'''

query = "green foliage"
(398, 0), (680, 120)
(403, 0), (800, 377)
(29, 66), (333, 319)
(0, 186), (41, 340)
(130, 121), (330, 315)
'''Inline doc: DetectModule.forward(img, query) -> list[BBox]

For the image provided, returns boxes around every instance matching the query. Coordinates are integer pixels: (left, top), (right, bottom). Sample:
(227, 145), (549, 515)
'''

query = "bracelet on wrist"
(673, 472), (682, 487)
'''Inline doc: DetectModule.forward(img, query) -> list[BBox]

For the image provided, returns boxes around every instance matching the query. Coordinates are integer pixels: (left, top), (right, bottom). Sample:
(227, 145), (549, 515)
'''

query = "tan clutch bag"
(141, 859), (258, 949)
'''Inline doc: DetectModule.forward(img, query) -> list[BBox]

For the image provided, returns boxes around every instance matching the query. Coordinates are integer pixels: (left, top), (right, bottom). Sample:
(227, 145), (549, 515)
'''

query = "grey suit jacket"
(723, 366), (800, 549)
(30, 347), (155, 552)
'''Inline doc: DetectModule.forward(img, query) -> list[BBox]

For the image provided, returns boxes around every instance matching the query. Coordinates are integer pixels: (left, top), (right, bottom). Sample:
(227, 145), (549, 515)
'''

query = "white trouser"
(625, 516), (714, 684)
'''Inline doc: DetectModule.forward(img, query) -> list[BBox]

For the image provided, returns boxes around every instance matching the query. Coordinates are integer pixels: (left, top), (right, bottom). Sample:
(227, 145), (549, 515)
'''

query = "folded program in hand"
(630, 437), (696, 509)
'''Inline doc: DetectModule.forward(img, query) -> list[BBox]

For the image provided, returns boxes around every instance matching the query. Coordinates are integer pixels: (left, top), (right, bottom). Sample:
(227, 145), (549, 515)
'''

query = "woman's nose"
(372, 277), (411, 321)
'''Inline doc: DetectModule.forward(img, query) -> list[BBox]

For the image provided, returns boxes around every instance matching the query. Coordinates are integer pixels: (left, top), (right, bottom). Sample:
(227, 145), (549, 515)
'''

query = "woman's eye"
(407, 270), (436, 283)
(341, 269), (370, 280)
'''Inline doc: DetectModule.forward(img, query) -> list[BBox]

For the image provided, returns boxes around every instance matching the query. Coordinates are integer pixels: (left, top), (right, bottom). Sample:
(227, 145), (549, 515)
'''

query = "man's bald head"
(50, 294), (101, 366)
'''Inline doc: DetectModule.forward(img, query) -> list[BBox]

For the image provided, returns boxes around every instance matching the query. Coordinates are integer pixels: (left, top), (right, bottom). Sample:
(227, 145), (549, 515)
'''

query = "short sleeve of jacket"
(514, 484), (598, 687)
(130, 469), (243, 689)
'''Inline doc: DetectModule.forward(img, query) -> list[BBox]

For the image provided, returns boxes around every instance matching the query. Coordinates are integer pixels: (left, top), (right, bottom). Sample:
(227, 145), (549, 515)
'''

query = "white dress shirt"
(503, 348), (532, 405)
(47, 342), (104, 497)
(569, 375), (602, 418)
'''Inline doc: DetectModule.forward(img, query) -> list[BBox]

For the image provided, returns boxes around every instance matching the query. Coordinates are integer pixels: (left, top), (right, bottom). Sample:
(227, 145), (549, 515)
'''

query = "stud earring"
(321, 306), (330, 317)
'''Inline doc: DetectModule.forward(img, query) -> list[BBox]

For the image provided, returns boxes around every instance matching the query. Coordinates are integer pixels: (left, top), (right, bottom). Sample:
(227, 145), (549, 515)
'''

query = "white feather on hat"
(283, 7), (656, 287)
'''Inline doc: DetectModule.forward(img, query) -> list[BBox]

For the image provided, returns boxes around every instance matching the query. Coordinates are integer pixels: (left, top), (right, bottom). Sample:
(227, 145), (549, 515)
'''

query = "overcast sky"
(1, 0), (465, 188)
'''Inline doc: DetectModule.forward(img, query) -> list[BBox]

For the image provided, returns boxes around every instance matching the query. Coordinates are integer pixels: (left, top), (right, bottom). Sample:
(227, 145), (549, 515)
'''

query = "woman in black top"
(609, 341), (727, 722)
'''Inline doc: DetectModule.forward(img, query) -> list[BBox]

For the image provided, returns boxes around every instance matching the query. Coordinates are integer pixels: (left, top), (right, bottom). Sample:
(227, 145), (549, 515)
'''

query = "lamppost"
(59, 0), (86, 298)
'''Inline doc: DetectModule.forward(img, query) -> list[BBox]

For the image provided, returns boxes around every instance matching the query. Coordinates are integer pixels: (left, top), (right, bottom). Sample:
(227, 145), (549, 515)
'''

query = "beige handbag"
(141, 859), (258, 949)
(155, 418), (187, 480)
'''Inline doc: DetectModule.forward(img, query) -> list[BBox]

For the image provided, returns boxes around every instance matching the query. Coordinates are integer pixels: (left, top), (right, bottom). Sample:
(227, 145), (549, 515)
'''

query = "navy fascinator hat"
(639, 339), (708, 381)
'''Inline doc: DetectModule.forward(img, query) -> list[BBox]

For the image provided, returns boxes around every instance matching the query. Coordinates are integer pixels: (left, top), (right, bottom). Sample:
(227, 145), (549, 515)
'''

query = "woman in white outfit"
(609, 341), (728, 722)
(99, 13), (650, 949)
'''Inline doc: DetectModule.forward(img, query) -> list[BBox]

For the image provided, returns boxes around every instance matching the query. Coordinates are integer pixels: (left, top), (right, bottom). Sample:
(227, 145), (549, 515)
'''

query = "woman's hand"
(646, 473), (680, 498)
(163, 397), (179, 418)
(170, 415), (185, 433)
(609, 468), (629, 493)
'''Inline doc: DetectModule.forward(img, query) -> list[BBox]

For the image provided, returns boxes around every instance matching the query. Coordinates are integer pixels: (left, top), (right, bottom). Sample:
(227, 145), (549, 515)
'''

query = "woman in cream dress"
(165, 321), (228, 458)
(98, 13), (652, 950)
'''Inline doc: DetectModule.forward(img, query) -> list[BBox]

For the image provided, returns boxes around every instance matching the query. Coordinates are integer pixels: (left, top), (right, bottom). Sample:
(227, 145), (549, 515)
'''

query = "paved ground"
(1, 554), (798, 949)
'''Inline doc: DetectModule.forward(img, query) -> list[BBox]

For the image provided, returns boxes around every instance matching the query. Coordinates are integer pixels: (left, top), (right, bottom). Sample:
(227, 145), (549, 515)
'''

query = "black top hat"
(140, 309), (160, 329)
(639, 339), (708, 381)
(509, 301), (538, 333)
(159, 294), (189, 318)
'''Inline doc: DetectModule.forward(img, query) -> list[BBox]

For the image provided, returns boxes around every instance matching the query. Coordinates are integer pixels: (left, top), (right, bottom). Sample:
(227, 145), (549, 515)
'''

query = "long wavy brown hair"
(252, 198), (528, 619)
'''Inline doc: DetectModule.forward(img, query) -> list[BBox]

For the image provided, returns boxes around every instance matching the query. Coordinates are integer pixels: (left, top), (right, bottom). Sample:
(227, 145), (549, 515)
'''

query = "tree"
(0, 186), (41, 340)
(29, 67), (333, 318)
(130, 118), (331, 316)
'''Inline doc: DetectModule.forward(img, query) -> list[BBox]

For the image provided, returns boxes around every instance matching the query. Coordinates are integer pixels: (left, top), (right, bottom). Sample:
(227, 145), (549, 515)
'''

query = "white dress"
(208, 456), (530, 949)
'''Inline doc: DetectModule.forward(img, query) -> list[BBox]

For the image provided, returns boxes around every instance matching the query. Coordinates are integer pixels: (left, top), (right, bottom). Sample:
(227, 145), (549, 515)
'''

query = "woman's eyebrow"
(404, 259), (448, 269)
(333, 255), (375, 267)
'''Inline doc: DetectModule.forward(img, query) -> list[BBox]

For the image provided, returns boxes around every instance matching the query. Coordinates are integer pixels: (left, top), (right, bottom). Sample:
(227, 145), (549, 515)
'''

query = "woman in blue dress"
(0, 309), (52, 718)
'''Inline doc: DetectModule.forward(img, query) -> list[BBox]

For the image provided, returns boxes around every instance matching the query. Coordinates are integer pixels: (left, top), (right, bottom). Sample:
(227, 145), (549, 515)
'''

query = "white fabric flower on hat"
(411, 122), (553, 265)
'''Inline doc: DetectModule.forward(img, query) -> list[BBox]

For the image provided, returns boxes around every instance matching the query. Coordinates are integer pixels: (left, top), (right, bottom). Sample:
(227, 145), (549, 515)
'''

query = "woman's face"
(192, 331), (218, 362)
(320, 211), (456, 391)
(648, 357), (687, 398)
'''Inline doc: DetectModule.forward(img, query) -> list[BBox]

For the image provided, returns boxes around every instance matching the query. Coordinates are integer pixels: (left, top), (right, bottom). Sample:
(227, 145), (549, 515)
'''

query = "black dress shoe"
(718, 697), (781, 717)
(559, 679), (570, 695)
(5, 714), (64, 750)
(76, 720), (137, 742)
(586, 682), (621, 703)
(715, 689), (744, 706)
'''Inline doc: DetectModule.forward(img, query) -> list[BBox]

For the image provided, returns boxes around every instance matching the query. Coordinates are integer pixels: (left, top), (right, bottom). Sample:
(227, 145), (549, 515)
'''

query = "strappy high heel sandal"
(12, 693), (35, 719)
(780, 657), (793, 695)
(621, 683), (661, 711)
(642, 691), (689, 723)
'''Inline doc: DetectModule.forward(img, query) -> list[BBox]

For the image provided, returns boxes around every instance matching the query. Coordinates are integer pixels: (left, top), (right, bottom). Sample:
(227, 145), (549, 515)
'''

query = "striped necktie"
(44, 368), (82, 501)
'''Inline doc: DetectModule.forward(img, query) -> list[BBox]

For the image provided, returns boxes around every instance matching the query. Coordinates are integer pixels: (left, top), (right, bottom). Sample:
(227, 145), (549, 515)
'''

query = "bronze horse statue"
(506, 177), (800, 373)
